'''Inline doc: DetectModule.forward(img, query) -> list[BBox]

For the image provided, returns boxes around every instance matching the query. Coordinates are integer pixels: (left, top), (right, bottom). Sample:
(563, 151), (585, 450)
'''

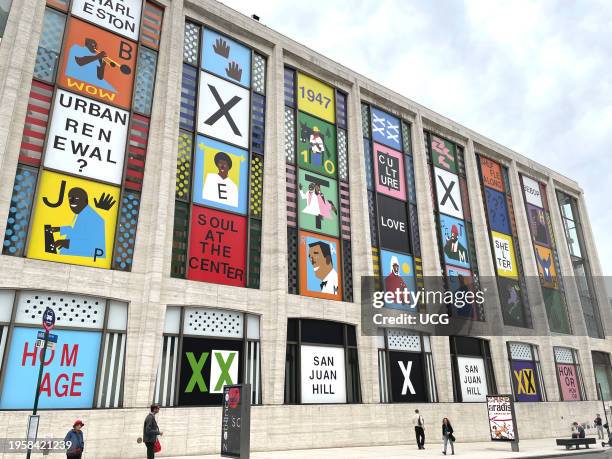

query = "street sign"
(26, 415), (39, 443)
(42, 308), (55, 332)
(35, 340), (55, 350)
(37, 331), (57, 343)
(221, 384), (251, 459)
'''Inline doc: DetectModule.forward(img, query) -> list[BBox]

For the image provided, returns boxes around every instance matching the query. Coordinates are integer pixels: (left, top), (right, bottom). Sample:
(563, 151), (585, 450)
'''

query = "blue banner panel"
(202, 28), (251, 87)
(0, 327), (101, 409)
(371, 107), (401, 151)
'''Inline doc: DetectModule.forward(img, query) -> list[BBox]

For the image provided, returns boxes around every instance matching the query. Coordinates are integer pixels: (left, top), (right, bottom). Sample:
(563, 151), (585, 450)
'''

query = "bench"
(556, 438), (596, 449)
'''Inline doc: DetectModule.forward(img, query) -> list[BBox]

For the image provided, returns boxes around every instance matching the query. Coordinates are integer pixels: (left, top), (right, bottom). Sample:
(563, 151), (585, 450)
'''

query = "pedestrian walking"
(413, 409), (425, 450)
(64, 420), (85, 459)
(143, 404), (163, 459)
(595, 414), (604, 440)
(441, 417), (455, 455)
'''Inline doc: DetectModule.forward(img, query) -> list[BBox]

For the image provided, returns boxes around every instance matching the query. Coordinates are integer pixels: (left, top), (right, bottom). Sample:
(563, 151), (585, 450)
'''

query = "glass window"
(377, 329), (438, 403)
(0, 290), (127, 409)
(450, 336), (496, 402)
(592, 352), (612, 401)
(284, 318), (361, 404)
(0, 0), (12, 38)
(507, 342), (546, 402)
(155, 307), (261, 407)
(554, 347), (586, 401)
(557, 191), (604, 338)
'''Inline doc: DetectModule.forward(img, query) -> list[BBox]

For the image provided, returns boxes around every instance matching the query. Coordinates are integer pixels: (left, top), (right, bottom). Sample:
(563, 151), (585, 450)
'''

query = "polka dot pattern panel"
(183, 22), (200, 66)
(554, 346), (574, 364)
(252, 53), (266, 94)
(342, 240), (353, 302)
(337, 129), (348, 182)
(287, 228), (298, 294)
(33, 9), (65, 83)
(249, 154), (263, 218)
(361, 104), (371, 139)
(15, 291), (106, 329)
(133, 47), (158, 116)
(509, 342), (533, 361)
(387, 329), (421, 352)
(113, 191), (141, 271)
(3, 166), (37, 257)
(284, 107), (295, 163)
(176, 132), (192, 200)
(401, 122), (412, 155)
(183, 308), (243, 338)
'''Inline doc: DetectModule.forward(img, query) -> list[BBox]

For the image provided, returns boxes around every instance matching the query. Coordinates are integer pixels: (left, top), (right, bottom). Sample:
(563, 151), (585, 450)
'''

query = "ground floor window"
(554, 346), (586, 401)
(592, 351), (612, 401)
(285, 318), (361, 404)
(377, 329), (437, 403)
(450, 336), (496, 402)
(507, 342), (546, 402)
(154, 307), (261, 407)
(0, 289), (127, 409)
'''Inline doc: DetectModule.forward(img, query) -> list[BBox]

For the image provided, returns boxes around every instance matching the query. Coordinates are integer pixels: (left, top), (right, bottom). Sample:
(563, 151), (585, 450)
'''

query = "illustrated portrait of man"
(308, 126), (325, 167)
(384, 256), (408, 294)
(308, 240), (338, 295)
(443, 224), (468, 264)
(530, 208), (549, 244)
(65, 37), (115, 91)
(45, 187), (115, 259)
(202, 151), (239, 207)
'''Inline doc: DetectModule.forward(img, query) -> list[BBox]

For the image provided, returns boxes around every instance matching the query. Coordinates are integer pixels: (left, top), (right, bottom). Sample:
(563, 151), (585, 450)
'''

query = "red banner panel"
(187, 206), (247, 287)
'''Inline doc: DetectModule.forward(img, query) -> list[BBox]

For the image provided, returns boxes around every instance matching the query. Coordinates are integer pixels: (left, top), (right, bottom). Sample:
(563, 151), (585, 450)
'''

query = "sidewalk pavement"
(165, 437), (611, 459)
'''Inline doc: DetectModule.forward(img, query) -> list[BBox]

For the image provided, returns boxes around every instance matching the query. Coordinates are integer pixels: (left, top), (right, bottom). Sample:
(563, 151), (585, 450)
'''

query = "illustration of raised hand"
(213, 38), (230, 58)
(226, 61), (242, 81)
(94, 193), (117, 211)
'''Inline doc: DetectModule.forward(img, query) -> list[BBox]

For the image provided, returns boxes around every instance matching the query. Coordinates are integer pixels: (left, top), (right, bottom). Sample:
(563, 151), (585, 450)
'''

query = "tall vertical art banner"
(361, 104), (421, 310)
(3, 0), (165, 272)
(426, 133), (482, 320)
(171, 24), (266, 288)
(285, 69), (353, 301)
(519, 174), (571, 334)
(477, 156), (530, 327)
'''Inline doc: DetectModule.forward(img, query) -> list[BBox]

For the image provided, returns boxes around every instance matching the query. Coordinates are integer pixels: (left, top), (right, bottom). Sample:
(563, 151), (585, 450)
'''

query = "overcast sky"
(223, 0), (612, 276)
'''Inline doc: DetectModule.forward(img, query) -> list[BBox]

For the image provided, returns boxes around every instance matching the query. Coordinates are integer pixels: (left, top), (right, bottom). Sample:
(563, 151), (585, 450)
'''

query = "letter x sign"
(198, 72), (250, 148)
(434, 167), (463, 219)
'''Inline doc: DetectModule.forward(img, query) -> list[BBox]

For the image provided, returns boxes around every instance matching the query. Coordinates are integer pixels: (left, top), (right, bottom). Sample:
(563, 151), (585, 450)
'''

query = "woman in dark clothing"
(442, 417), (455, 455)
(64, 420), (85, 458)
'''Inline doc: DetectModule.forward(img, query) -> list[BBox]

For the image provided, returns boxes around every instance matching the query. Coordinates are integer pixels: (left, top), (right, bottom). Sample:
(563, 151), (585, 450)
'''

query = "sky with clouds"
(223, 0), (612, 277)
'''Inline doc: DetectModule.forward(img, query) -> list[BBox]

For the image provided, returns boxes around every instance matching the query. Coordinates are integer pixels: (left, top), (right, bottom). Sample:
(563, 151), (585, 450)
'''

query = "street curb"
(525, 449), (608, 458)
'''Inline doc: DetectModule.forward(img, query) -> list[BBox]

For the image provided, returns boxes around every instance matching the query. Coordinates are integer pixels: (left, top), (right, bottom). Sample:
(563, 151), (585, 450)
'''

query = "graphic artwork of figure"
(300, 123), (329, 168)
(531, 208), (548, 244)
(65, 38), (116, 91)
(536, 249), (553, 282)
(202, 151), (239, 207)
(454, 274), (474, 318)
(299, 182), (337, 230)
(443, 224), (468, 264)
(44, 186), (116, 259)
(384, 256), (408, 294)
(505, 283), (521, 320)
(308, 241), (338, 295)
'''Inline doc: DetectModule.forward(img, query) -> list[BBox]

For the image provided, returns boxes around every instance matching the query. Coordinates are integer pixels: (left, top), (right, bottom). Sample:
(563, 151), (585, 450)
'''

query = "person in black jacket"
(442, 417), (454, 455)
(143, 404), (163, 459)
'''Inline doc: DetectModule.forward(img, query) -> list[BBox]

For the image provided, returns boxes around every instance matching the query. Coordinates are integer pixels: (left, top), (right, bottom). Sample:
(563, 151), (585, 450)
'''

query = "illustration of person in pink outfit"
(299, 182), (337, 230)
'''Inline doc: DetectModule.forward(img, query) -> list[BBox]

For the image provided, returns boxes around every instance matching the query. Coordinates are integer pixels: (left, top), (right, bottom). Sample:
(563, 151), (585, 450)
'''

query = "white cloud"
(222, 0), (612, 277)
